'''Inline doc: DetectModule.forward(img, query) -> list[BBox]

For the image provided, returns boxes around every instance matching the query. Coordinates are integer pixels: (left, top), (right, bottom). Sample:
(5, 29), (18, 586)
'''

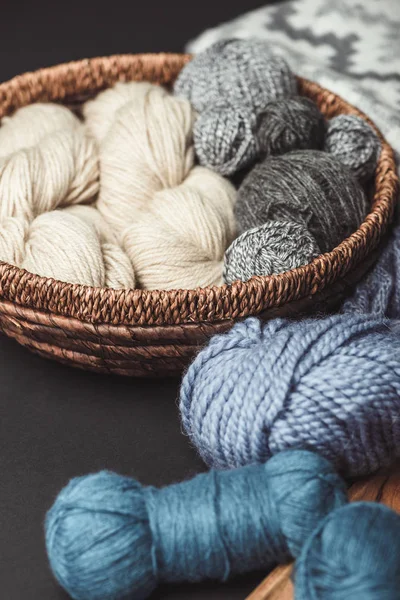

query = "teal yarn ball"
(295, 503), (400, 599)
(45, 450), (347, 600)
(180, 314), (400, 476)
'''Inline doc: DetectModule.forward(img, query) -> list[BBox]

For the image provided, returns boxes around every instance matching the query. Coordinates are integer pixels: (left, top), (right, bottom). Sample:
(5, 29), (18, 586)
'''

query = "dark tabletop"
(0, 1), (282, 599)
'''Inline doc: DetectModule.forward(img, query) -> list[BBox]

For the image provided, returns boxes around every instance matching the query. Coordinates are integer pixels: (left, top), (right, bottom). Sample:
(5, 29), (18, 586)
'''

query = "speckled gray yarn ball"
(223, 220), (320, 283)
(235, 150), (369, 253)
(174, 39), (297, 113)
(194, 104), (259, 176)
(257, 97), (326, 157)
(324, 115), (381, 181)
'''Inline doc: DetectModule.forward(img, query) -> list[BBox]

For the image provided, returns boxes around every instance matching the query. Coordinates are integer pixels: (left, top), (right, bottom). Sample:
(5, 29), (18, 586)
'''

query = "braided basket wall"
(0, 53), (397, 376)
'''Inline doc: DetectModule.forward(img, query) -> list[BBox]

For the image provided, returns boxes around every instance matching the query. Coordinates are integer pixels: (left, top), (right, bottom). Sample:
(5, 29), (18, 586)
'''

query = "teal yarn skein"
(180, 314), (400, 477)
(45, 450), (347, 600)
(295, 503), (400, 599)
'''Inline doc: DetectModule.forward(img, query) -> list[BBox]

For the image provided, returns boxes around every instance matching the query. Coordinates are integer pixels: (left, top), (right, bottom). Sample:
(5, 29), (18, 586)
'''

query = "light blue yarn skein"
(45, 450), (347, 600)
(295, 502), (400, 599)
(180, 313), (400, 476)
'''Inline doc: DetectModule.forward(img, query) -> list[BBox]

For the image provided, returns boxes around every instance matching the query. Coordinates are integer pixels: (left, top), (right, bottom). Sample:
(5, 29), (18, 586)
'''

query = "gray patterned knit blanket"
(187, 0), (400, 163)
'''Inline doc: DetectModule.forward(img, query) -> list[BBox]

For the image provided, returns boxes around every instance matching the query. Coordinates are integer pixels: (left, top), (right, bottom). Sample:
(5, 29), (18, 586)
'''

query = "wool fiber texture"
(174, 38), (297, 113)
(90, 83), (237, 289)
(295, 503), (400, 599)
(45, 450), (346, 600)
(235, 150), (368, 253)
(223, 220), (320, 283)
(324, 114), (381, 180)
(257, 96), (326, 157)
(342, 222), (400, 318)
(180, 314), (400, 477)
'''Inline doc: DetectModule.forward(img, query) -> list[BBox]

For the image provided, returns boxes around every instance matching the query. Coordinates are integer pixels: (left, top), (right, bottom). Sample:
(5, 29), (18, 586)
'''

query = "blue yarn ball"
(295, 502), (400, 599)
(45, 450), (347, 600)
(180, 314), (400, 476)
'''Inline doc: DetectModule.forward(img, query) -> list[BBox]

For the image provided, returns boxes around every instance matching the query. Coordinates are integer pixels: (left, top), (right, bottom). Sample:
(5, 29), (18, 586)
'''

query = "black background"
(0, 1), (280, 599)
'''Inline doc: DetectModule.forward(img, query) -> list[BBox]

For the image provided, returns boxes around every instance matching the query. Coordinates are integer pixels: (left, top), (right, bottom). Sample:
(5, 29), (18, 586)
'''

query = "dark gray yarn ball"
(223, 220), (320, 283)
(324, 115), (381, 181)
(257, 97), (326, 157)
(235, 150), (369, 253)
(174, 38), (297, 113)
(194, 103), (259, 176)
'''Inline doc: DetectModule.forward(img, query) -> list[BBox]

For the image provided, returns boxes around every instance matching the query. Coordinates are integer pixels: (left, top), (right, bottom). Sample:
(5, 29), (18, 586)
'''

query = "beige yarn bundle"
(85, 82), (236, 289)
(0, 81), (237, 291)
(0, 103), (135, 288)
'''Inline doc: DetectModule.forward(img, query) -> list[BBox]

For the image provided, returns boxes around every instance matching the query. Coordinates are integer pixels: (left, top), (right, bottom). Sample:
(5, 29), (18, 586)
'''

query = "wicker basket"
(0, 53), (397, 377)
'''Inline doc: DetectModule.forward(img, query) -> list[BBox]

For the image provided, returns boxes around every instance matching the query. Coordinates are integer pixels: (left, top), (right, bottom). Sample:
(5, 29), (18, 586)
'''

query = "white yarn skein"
(0, 217), (28, 266)
(83, 81), (156, 144)
(0, 83), (238, 292)
(123, 167), (237, 290)
(0, 207), (135, 289)
(22, 211), (106, 286)
(0, 127), (99, 222)
(65, 205), (135, 288)
(95, 83), (195, 234)
(0, 103), (80, 156)
(21, 209), (132, 288)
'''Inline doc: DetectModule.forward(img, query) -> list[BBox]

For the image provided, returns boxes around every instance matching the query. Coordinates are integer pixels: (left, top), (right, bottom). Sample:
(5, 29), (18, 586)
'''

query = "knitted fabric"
(223, 220), (320, 283)
(174, 38), (297, 113)
(343, 223), (400, 318)
(257, 96), (326, 157)
(235, 150), (368, 253)
(324, 115), (381, 181)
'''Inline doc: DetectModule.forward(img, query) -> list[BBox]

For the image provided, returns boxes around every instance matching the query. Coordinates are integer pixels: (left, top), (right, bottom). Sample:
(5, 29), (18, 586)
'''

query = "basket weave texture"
(0, 53), (397, 376)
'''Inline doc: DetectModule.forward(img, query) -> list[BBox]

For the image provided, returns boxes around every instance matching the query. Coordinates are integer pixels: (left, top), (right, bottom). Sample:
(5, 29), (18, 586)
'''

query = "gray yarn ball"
(223, 220), (320, 283)
(174, 39), (297, 113)
(324, 115), (381, 181)
(194, 103), (259, 176)
(257, 97), (326, 157)
(235, 150), (369, 253)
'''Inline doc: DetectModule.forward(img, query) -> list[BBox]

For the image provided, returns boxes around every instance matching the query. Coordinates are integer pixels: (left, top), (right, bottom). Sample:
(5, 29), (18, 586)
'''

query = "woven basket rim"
(0, 52), (398, 327)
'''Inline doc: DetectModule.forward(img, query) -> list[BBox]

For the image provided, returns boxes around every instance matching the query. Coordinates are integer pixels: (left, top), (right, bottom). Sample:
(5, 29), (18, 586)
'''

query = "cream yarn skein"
(0, 85), (236, 291)
(87, 82), (237, 289)
(2, 208), (134, 289)
(0, 126), (99, 222)
(83, 82), (156, 144)
(22, 211), (107, 286)
(0, 102), (110, 287)
(0, 217), (28, 266)
(0, 208), (135, 289)
(92, 83), (195, 235)
(123, 167), (236, 290)
(0, 103), (80, 156)
(66, 205), (135, 288)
